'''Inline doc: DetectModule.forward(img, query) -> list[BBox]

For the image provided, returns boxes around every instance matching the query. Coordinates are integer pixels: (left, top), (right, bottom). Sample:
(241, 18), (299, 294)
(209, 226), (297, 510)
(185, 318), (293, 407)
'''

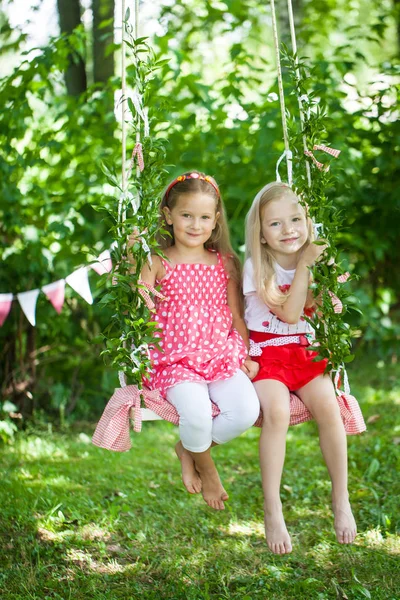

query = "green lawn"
(1, 356), (399, 599)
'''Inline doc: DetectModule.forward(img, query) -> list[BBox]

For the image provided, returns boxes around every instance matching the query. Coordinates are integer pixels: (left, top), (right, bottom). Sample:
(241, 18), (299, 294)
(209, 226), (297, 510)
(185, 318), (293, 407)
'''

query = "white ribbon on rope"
(275, 149), (293, 185)
(333, 364), (351, 396)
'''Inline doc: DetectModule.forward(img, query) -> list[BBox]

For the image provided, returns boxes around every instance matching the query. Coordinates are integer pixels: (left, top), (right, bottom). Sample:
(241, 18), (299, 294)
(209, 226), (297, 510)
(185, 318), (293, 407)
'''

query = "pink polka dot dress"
(147, 253), (247, 397)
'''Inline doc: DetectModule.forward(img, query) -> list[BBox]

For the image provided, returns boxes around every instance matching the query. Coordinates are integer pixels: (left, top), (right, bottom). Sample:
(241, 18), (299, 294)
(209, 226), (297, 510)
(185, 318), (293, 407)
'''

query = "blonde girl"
(244, 182), (365, 554)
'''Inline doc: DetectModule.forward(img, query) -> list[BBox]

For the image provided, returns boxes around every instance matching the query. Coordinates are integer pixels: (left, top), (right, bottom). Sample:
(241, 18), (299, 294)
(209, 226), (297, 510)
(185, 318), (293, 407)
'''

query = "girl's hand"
(241, 357), (260, 380)
(299, 240), (328, 267)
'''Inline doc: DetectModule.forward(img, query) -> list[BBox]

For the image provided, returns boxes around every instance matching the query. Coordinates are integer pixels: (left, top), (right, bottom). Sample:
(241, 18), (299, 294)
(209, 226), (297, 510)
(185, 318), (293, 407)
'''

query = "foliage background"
(0, 2), (399, 598)
(0, 0), (399, 422)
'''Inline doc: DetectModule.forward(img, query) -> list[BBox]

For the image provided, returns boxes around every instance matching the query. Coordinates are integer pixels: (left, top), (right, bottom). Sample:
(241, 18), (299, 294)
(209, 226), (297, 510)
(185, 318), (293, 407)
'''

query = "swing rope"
(118, 0), (129, 389)
(270, 1), (356, 396)
(270, 0), (292, 186)
(286, 0), (311, 188)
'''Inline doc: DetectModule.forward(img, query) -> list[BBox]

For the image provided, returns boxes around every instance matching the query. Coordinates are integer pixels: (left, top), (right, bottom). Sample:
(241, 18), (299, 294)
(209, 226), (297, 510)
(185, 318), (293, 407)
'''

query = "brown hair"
(157, 171), (242, 284)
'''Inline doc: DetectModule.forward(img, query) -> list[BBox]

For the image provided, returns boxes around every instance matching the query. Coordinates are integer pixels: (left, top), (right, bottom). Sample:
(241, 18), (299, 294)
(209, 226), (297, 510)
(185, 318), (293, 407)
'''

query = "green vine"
(93, 15), (169, 387)
(282, 46), (358, 373)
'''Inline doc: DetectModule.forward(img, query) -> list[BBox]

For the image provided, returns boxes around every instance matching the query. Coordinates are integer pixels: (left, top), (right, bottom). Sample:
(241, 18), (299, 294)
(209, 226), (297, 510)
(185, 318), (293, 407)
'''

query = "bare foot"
(175, 441), (202, 494)
(196, 462), (229, 510)
(333, 500), (357, 544)
(264, 502), (292, 554)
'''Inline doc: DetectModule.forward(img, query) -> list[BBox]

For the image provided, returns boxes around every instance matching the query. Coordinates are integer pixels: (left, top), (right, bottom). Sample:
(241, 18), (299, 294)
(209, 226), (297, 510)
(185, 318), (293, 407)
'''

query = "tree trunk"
(57, 0), (87, 96)
(93, 0), (115, 83)
(394, 0), (400, 55)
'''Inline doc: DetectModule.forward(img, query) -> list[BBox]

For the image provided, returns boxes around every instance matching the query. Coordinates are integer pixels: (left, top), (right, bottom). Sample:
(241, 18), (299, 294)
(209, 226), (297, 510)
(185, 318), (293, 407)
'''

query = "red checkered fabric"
(92, 380), (366, 452)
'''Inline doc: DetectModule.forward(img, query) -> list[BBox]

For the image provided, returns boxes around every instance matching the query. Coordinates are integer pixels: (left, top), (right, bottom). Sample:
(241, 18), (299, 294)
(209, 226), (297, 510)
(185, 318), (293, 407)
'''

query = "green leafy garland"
(94, 18), (168, 387)
(282, 47), (358, 373)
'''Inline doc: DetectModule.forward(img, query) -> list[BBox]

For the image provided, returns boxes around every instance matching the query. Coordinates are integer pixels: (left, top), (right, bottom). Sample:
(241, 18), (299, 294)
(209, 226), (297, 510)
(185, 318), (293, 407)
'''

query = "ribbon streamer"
(129, 227), (152, 265)
(304, 144), (341, 171)
(313, 144), (341, 158)
(304, 149), (327, 171)
(92, 385), (164, 450)
(131, 142), (144, 172)
(137, 279), (166, 311)
(338, 272), (350, 283)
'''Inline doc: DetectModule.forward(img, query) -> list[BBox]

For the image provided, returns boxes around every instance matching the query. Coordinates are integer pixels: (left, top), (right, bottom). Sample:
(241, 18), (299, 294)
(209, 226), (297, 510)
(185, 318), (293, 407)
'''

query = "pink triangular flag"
(91, 250), (112, 275)
(42, 280), (65, 314)
(66, 267), (93, 304)
(17, 289), (40, 326)
(0, 293), (13, 326)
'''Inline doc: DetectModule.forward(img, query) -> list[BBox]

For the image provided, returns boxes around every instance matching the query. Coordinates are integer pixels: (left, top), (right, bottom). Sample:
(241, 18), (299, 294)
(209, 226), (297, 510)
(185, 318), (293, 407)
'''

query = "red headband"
(165, 172), (220, 200)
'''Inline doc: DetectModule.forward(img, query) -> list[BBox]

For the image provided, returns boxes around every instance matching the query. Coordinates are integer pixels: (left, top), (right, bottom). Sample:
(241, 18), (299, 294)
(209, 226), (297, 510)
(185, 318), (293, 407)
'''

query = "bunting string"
(0, 249), (113, 327)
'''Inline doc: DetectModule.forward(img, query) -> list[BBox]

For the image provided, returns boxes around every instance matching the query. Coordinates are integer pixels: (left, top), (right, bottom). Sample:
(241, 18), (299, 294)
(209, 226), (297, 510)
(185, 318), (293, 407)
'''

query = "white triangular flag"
(91, 250), (112, 275)
(17, 289), (40, 326)
(66, 267), (93, 305)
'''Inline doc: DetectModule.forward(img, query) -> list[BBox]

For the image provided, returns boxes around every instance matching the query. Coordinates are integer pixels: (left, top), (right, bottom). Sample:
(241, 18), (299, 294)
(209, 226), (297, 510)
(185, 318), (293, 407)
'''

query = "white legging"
(166, 369), (260, 452)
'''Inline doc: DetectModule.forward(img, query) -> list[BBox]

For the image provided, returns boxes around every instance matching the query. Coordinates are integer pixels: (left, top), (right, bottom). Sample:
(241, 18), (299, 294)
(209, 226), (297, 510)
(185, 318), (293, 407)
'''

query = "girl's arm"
(126, 232), (165, 284)
(226, 258), (259, 380)
(269, 242), (327, 324)
(140, 255), (164, 286)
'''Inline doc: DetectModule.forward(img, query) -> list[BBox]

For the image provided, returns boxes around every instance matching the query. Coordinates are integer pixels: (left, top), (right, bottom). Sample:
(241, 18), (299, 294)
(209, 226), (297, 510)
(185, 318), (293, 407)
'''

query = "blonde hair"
(245, 181), (313, 306)
(157, 171), (242, 284)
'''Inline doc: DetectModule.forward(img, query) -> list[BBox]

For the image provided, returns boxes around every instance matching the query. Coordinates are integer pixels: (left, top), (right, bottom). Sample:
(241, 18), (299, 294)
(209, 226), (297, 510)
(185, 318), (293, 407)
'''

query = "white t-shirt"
(243, 258), (314, 335)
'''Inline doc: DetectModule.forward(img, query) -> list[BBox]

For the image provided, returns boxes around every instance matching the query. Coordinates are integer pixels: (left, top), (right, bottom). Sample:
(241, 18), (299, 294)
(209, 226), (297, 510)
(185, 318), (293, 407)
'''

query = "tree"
(56, 0), (87, 95)
(93, 0), (115, 84)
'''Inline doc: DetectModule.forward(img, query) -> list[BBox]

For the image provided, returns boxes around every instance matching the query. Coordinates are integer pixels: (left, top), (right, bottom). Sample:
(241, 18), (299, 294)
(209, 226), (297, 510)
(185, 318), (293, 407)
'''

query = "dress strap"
(159, 256), (173, 272)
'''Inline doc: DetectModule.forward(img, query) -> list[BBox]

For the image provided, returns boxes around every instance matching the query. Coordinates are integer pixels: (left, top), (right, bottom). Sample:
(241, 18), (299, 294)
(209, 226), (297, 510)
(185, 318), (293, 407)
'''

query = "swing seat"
(92, 377), (366, 453)
(133, 407), (164, 421)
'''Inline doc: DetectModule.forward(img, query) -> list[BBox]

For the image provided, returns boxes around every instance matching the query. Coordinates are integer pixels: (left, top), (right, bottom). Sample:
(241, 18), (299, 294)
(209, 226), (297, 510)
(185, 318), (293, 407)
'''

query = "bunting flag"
(0, 250), (111, 327)
(0, 293), (13, 326)
(42, 280), (66, 314)
(90, 250), (112, 275)
(65, 267), (93, 305)
(17, 289), (40, 326)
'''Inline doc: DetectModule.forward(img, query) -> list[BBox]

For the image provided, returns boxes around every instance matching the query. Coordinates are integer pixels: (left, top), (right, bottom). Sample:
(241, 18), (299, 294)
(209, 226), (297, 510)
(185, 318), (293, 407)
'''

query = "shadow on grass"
(1, 410), (399, 599)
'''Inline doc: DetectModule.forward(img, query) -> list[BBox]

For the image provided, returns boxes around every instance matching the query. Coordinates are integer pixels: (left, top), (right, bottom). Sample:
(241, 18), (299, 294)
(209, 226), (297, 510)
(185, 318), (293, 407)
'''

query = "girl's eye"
(270, 222), (280, 227)
(293, 217), (301, 222)
(202, 215), (211, 220)
(182, 213), (191, 218)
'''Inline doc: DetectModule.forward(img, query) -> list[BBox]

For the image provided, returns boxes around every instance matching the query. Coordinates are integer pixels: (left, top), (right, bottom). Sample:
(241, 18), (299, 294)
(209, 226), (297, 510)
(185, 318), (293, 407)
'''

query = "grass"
(0, 355), (399, 599)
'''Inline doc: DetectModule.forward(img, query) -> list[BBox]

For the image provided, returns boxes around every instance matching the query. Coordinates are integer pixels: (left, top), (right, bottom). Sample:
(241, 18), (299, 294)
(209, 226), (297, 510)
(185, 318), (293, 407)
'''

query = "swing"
(92, 0), (365, 453)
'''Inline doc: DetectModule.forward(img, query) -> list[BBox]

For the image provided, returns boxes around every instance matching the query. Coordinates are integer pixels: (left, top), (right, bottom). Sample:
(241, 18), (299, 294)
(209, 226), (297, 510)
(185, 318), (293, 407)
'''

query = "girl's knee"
(231, 392), (260, 428)
(313, 398), (341, 424)
(262, 401), (290, 428)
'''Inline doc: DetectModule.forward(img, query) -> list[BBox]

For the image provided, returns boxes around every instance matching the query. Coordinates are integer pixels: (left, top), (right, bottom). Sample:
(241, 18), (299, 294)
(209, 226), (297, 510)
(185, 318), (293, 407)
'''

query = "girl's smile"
(260, 196), (308, 267)
(163, 192), (220, 250)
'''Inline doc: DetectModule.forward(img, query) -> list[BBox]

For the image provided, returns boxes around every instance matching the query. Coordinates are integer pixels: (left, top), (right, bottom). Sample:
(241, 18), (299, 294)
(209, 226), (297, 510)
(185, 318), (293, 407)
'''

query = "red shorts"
(250, 331), (328, 392)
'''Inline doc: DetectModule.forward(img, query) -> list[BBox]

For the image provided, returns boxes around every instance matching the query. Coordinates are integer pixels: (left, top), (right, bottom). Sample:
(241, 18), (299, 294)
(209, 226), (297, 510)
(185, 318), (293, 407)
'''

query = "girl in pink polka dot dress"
(140, 172), (260, 511)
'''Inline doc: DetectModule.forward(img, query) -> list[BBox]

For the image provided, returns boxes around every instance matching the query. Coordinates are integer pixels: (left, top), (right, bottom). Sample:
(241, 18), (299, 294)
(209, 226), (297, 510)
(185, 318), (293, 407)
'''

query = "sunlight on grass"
(361, 528), (400, 553)
(1, 358), (399, 600)
(17, 436), (69, 460)
(28, 475), (84, 490)
(222, 520), (265, 538)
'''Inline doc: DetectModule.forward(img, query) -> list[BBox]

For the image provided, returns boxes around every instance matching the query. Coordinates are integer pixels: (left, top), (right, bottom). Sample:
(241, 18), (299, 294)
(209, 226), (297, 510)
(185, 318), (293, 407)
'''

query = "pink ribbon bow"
(92, 385), (163, 451)
(304, 144), (341, 171)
